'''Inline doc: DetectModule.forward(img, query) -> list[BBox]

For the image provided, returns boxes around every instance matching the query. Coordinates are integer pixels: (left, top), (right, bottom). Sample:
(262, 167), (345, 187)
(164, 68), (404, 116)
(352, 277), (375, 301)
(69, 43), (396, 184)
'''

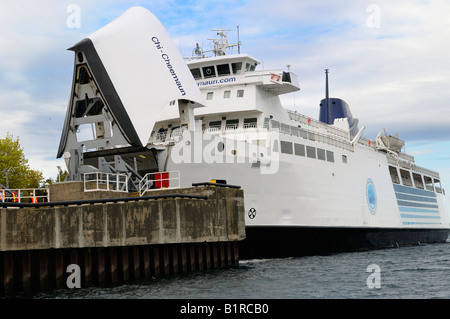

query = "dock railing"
(83, 172), (128, 192)
(139, 170), (180, 196)
(0, 188), (50, 203)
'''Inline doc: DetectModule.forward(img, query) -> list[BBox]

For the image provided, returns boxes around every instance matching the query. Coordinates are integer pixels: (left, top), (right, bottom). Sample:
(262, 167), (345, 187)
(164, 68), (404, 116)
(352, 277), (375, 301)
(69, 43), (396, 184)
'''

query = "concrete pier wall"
(0, 184), (245, 296)
(0, 186), (245, 251)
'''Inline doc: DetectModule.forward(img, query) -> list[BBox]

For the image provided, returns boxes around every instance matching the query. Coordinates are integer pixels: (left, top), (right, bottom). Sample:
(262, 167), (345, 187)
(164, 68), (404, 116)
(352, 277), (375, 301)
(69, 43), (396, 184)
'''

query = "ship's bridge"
(187, 54), (300, 95)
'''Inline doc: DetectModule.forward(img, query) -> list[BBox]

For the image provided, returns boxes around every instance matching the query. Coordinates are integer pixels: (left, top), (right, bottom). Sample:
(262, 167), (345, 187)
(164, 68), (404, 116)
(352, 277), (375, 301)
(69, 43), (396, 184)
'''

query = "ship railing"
(83, 172), (128, 192)
(149, 130), (185, 144)
(287, 110), (350, 139)
(205, 123), (269, 134)
(243, 123), (258, 129)
(272, 119), (354, 152)
(150, 120), (354, 152)
(139, 170), (180, 196)
(205, 126), (221, 133)
(0, 188), (50, 203)
(149, 132), (167, 143)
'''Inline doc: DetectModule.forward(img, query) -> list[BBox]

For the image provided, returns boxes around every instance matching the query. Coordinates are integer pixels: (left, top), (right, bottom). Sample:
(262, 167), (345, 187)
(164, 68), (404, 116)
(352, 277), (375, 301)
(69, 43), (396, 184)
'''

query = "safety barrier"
(0, 188), (49, 203)
(83, 172), (128, 192)
(139, 170), (180, 196)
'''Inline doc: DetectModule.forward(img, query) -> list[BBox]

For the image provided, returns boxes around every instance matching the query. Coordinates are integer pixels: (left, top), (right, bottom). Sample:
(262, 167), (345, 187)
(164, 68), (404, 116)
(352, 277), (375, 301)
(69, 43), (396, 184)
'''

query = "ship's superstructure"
(58, 7), (449, 258)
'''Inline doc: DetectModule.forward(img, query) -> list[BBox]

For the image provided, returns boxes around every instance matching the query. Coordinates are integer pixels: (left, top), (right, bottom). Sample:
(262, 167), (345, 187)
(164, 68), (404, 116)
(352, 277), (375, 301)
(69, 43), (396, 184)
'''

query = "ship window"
(202, 66), (216, 78)
(400, 169), (413, 187)
(281, 123), (290, 134)
(209, 120), (222, 128)
(299, 129), (307, 139)
(169, 100), (176, 106)
(326, 150), (334, 163)
(244, 118), (257, 128)
(206, 92), (214, 100)
(280, 141), (293, 154)
(294, 143), (305, 156)
(317, 148), (326, 161)
(290, 126), (299, 136)
(250, 64), (256, 71)
(308, 132), (315, 141)
(306, 146), (316, 159)
(217, 142), (225, 152)
(424, 176), (434, 191)
(342, 155), (347, 164)
(245, 63), (251, 71)
(389, 166), (400, 184)
(412, 173), (424, 189)
(237, 90), (244, 98)
(434, 178), (442, 194)
(271, 120), (280, 129)
(217, 64), (230, 76)
(232, 62), (242, 74)
(224, 90), (231, 98)
(226, 119), (239, 129)
(190, 68), (202, 79)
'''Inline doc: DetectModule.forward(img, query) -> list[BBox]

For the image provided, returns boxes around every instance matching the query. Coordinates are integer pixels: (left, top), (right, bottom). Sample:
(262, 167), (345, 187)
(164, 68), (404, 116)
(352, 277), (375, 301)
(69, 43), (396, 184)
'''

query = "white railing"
(0, 188), (50, 203)
(139, 170), (180, 196)
(148, 117), (355, 152)
(83, 172), (128, 192)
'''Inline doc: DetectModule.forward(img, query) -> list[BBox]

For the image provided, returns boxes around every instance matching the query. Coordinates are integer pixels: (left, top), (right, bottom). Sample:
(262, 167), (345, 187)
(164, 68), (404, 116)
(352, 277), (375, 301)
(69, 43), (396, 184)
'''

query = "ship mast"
(325, 69), (330, 124)
(208, 29), (239, 56)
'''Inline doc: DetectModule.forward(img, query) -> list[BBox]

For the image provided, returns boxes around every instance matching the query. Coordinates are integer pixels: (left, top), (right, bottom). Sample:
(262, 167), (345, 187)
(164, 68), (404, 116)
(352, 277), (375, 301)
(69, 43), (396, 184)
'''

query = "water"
(34, 240), (450, 300)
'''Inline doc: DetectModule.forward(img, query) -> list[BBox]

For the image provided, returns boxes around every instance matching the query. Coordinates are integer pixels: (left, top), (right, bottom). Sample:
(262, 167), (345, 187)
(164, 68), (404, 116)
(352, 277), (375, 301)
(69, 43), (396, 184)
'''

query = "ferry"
(57, 7), (449, 258)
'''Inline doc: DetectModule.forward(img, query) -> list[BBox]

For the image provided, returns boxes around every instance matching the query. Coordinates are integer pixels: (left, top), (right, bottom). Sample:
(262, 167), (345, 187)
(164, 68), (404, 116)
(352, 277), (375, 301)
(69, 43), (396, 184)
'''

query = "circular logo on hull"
(366, 178), (377, 215)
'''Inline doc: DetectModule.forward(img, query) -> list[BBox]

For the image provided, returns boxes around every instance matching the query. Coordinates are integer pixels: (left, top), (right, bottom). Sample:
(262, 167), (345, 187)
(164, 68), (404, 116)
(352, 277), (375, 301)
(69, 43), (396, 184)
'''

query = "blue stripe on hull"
(393, 183), (443, 226)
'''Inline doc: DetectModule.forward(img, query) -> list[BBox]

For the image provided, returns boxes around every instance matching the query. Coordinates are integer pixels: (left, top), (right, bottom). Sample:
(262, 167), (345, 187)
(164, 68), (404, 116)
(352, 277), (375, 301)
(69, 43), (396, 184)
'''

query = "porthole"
(217, 142), (224, 152)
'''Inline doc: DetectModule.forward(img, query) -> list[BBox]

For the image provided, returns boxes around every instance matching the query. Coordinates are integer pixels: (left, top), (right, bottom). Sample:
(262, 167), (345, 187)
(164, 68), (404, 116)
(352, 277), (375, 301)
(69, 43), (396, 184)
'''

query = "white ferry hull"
(56, 7), (450, 259)
(165, 132), (450, 258)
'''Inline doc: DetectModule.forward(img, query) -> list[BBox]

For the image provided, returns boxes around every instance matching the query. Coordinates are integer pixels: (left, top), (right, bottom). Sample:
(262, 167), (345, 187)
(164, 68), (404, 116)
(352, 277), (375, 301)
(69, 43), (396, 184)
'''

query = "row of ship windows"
(389, 165), (443, 194)
(191, 62), (257, 80)
(276, 140), (347, 164)
(206, 90), (244, 100)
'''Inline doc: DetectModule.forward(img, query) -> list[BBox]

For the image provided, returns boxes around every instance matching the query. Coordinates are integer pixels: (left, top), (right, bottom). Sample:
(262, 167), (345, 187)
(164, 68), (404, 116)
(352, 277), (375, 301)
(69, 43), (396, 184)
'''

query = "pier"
(0, 183), (245, 296)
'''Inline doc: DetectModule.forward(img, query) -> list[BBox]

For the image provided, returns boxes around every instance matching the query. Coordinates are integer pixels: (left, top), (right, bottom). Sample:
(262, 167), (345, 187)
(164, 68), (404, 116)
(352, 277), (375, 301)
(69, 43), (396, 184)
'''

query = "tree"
(0, 133), (44, 189)
(45, 166), (69, 185)
(56, 165), (68, 183)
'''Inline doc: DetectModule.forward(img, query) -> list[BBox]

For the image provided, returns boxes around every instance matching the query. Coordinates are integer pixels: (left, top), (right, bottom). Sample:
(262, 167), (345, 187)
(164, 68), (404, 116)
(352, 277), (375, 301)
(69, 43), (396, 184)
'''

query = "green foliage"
(0, 133), (44, 189)
(45, 165), (69, 185)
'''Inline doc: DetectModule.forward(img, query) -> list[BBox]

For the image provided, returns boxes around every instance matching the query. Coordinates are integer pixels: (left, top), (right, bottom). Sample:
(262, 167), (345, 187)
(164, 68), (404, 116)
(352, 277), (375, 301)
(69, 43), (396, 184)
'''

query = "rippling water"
(34, 240), (450, 300)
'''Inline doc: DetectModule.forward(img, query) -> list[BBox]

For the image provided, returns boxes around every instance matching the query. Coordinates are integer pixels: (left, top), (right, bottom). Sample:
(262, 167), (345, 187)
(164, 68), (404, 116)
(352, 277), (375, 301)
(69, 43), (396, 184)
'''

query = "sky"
(0, 0), (449, 199)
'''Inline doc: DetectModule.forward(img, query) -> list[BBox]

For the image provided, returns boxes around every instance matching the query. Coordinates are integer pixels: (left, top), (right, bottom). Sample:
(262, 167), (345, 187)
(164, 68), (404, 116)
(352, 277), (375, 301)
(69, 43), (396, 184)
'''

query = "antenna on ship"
(208, 29), (239, 56)
(237, 25), (241, 54)
(325, 69), (330, 124)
